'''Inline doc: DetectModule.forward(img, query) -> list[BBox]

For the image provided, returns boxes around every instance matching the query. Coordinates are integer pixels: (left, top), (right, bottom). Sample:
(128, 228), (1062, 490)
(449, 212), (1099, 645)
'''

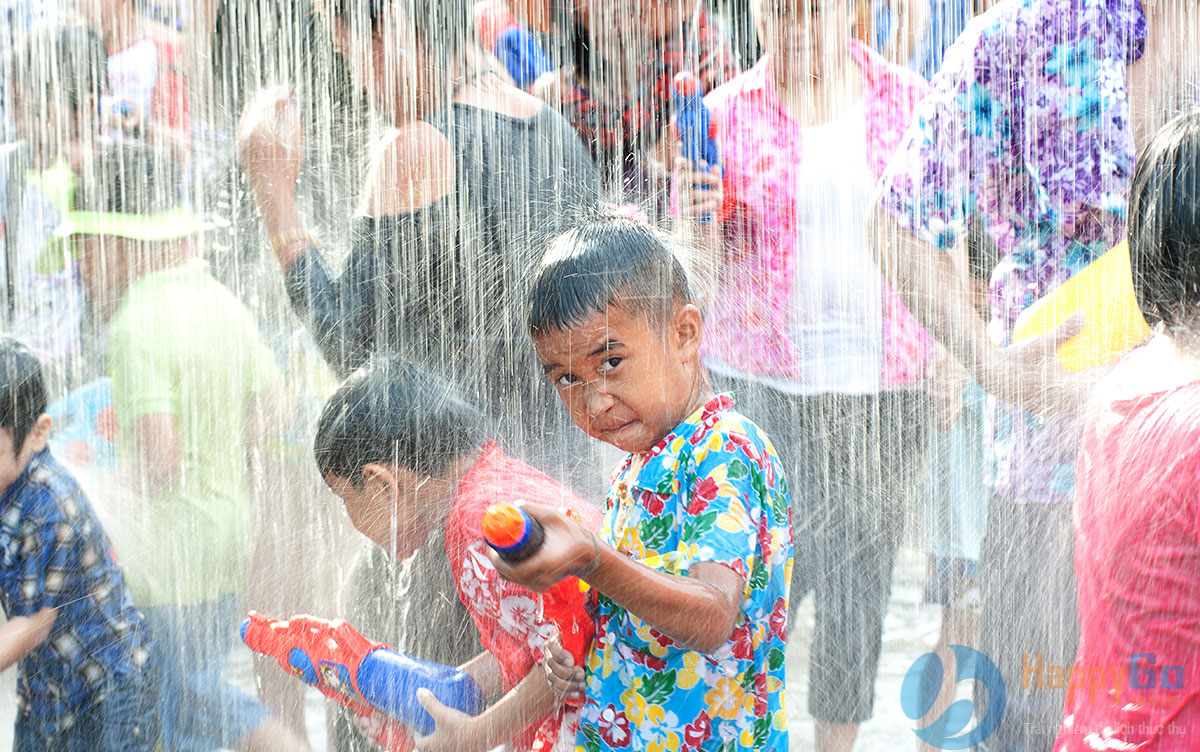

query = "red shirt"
(444, 441), (602, 751)
(1056, 381), (1200, 750)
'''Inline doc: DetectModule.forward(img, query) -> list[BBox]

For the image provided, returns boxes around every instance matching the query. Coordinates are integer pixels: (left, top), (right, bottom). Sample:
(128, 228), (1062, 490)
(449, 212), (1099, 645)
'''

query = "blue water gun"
(672, 70), (722, 223)
(495, 25), (553, 90)
(242, 612), (485, 745)
(46, 378), (117, 470)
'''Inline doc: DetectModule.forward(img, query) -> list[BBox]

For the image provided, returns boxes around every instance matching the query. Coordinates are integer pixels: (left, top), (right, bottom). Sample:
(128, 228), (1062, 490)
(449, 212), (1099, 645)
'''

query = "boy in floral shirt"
(493, 217), (793, 752)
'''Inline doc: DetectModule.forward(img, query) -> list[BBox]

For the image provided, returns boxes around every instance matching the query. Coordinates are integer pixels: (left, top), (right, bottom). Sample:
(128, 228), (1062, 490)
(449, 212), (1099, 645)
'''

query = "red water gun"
(241, 613), (485, 751)
(482, 504), (595, 705)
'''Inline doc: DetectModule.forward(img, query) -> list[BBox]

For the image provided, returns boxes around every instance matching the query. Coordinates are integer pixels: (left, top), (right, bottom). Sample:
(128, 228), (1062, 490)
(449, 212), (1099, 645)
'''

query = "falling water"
(2, 1), (1200, 751)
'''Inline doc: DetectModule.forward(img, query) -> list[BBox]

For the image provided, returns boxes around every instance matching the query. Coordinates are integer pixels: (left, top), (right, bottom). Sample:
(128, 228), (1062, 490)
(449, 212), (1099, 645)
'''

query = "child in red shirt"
(315, 356), (601, 752)
(1055, 110), (1200, 750)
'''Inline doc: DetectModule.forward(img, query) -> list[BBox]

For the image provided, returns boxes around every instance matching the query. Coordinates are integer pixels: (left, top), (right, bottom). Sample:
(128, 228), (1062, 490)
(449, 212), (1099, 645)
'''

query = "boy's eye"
(554, 373), (580, 387)
(599, 356), (622, 373)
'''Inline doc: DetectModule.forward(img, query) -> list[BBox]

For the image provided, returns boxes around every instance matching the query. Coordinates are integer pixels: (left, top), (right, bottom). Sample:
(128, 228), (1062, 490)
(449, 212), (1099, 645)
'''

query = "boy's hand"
(237, 86), (305, 211)
(673, 156), (724, 224)
(412, 688), (483, 752)
(542, 632), (585, 702)
(487, 503), (596, 592)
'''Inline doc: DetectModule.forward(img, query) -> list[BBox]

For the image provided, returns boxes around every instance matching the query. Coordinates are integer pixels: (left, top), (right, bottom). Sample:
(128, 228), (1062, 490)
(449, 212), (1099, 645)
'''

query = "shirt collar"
(742, 39), (891, 108)
(1, 448), (47, 512)
(627, 394), (735, 492)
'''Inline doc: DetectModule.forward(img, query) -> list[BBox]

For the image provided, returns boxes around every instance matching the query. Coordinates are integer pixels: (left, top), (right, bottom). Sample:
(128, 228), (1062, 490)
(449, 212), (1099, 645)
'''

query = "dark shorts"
(143, 595), (274, 752)
(13, 662), (160, 752)
(715, 375), (928, 724)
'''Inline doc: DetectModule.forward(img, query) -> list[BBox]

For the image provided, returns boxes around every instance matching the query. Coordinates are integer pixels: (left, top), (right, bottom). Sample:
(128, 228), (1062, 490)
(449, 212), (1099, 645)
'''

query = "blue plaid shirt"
(0, 448), (152, 736)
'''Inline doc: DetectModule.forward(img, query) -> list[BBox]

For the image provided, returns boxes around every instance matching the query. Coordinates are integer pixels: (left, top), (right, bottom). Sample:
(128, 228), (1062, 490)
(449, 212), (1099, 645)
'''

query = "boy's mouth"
(600, 420), (639, 440)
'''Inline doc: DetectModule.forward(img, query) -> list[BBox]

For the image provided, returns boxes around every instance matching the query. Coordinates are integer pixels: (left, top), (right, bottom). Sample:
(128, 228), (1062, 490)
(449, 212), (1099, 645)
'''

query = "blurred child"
(3, 23), (107, 366)
(912, 215), (996, 751)
(1054, 109), (1200, 749)
(314, 355), (602, 752)
(493, 218), (793, 751)
(62, 142), (307, 752)
(0, 336), (158, 751)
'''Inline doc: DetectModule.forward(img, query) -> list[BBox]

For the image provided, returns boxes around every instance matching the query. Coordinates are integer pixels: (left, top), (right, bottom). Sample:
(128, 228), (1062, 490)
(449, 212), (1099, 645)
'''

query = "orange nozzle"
(482, 504), (528, 549)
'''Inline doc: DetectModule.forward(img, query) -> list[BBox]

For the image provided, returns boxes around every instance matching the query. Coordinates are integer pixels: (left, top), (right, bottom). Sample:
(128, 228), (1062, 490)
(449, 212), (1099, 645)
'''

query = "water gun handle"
(672, 71), (724, 223)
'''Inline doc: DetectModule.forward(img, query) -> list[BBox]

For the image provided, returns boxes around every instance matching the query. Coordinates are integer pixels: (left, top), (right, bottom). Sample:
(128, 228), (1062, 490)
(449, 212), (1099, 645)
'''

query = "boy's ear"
(26, 415), (52, 453)
(361, 462), (398, 498)
(673, 303), (704, 362)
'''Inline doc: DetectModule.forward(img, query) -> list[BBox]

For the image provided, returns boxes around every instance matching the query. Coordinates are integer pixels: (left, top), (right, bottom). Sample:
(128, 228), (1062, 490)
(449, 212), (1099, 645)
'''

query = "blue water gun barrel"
(356, 649), (486, 736)
(672, 70), (721, 222)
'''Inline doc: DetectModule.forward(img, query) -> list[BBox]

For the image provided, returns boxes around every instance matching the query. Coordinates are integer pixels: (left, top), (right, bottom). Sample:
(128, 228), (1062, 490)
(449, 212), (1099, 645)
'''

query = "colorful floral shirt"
(877, 0), (1147, 503)
(444, 441), (603, 752)
(0, 449), (153, 737)
(700, 42), (933, 390)
(577, 395), (792, 752)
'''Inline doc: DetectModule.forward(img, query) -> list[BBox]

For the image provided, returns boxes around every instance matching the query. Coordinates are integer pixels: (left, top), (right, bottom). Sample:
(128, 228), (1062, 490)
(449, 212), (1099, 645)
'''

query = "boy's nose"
(583, 382), (615, 419)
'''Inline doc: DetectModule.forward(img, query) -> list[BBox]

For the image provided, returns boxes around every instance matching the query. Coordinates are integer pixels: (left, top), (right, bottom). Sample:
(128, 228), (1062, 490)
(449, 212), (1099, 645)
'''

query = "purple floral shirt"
(878, 0), (1147, 503)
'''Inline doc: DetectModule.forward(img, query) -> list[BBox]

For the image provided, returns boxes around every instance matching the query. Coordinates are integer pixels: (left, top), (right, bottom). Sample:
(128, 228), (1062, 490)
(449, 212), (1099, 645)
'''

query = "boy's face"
(324, 464), (440, 561)
(533, 301), (705, 454)
(0, 417), (51, 496)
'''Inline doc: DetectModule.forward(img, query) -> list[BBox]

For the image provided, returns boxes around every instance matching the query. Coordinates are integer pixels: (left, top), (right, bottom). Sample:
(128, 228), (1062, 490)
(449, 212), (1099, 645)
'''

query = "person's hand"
(237, 85), (305, 209)
(925, 346), (968, 431)
(531, 64), (574, 104)
(352, 711), (388, 750)
(673, 157), (723, 223)
(411, 688), (483, 752)
(487, 503), (597, 592)
(983, 312), (1101, 418)
(100, 97), (142, 136)
(542, 631), (586, 703)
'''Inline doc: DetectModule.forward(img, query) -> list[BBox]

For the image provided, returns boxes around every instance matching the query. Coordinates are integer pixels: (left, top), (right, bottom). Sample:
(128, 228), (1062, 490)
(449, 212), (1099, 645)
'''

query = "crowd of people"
(0, 1), (1198, 751)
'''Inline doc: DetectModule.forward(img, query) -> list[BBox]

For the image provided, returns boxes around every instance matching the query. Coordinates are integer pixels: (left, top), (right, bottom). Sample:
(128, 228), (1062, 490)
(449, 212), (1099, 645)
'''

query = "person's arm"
(131, 414), (182, 496)
(0, 607), (57, 671)
(673, 157), (725, 310)
(459, 650), (506, 700)
(490, 503), (744, 655)
(869, 205), (1091, 417)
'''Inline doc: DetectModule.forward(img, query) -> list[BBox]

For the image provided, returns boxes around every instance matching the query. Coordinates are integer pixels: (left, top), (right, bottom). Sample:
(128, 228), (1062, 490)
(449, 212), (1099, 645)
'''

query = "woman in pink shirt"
(676, 2), (931, 750)
(1055, 110), (1200, 752)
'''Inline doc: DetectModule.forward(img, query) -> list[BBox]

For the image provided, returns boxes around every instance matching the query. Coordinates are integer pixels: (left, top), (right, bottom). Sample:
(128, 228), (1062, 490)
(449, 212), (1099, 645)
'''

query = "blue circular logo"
(900, 645), (1006, 750)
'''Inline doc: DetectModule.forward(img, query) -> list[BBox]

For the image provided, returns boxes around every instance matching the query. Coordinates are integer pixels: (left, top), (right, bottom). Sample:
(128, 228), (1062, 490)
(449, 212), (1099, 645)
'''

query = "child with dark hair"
(3, 22), (107, 366)
(495, 217), (792, 752)
(0, 336), (159, 752)
(1055, 109), (1200, 749)
(59, 141), (308, 752)
(314, 355), (601, 752)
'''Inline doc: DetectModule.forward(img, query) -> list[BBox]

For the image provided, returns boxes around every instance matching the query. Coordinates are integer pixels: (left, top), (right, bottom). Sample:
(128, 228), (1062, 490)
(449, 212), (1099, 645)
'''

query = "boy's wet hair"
(330, 0), (478, 62)
(0, 337), (48, 456)
(75, 141), (180, 215)
(1129, 109), (1200, 332)
(314, 355), (486, 486)
(12, 23), (106, 114)
(527, 217), (693, 336)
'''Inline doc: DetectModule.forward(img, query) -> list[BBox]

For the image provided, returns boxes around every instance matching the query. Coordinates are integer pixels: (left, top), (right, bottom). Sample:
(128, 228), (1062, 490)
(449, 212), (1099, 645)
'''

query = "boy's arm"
(0, 607), (57, 671)
(490, 504), (745, 655)
(459, 650), (505, 700)
(131, 413), (182, 496)
(412, 659), (557, 752)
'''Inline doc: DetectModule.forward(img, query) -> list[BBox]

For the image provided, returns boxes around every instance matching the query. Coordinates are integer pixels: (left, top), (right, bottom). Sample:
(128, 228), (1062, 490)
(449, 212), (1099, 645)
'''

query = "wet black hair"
(527, 216), (693, 336)
(1128, 109), (1200, 333)
(314, 355), (486, 486)
(0, 337), (48, 457)
(330, 0), (478, 62)
(12, 23), (107, 114)
(74, 141), (180, 215)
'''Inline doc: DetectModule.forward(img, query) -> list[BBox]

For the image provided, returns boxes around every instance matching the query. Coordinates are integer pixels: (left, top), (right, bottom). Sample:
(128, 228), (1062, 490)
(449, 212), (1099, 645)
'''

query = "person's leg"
(975, 498), (1078, 752)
